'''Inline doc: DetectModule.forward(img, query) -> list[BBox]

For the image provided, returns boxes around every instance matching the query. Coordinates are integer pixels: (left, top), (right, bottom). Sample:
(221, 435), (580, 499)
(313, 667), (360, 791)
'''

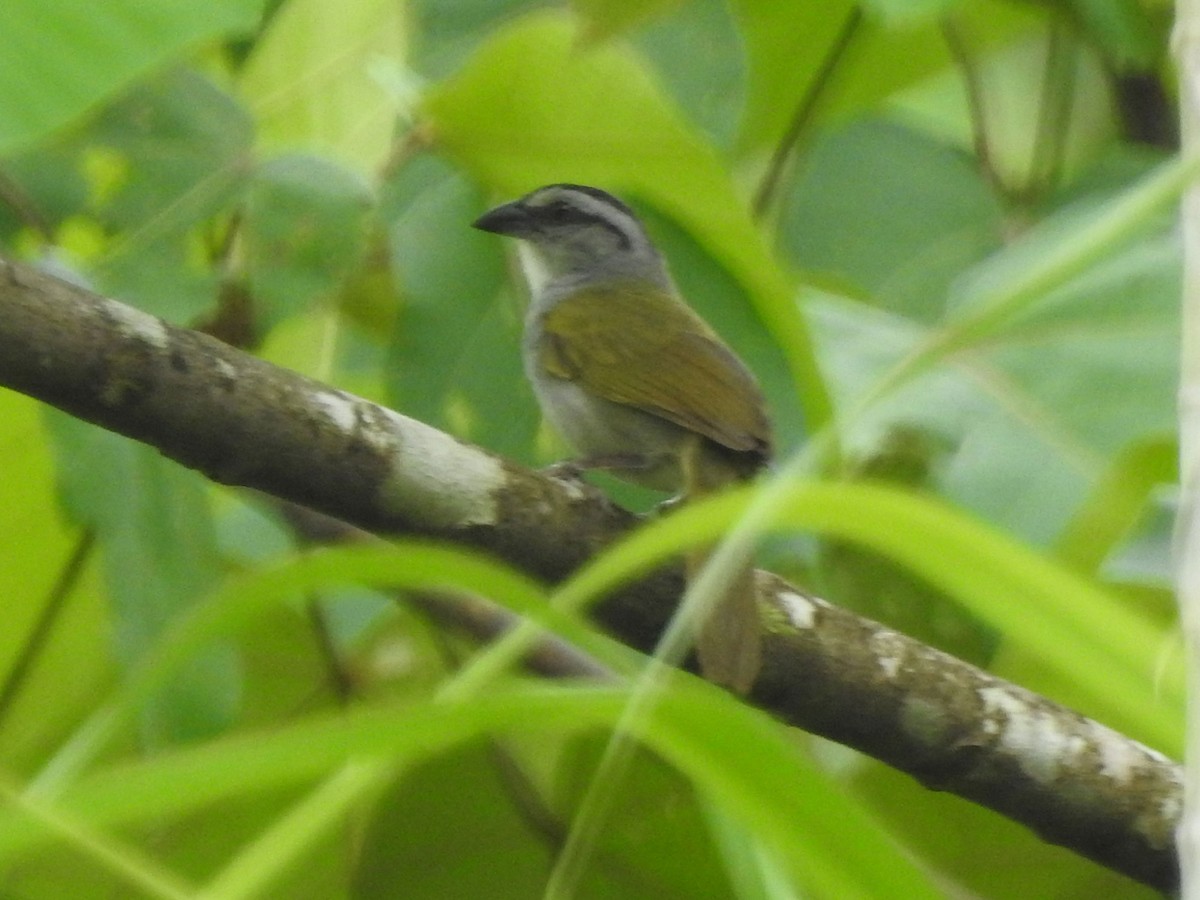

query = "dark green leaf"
(383, 155), (539, 458)
(781, 117), (1004, 321)
(87, 68), (254, 321)
(243, 154), (374, 332)
(44, 413), (238, 746)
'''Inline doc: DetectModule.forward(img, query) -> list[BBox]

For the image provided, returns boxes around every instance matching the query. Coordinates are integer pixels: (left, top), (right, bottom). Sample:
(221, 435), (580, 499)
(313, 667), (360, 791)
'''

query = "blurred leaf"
(729, 0), (855, 156)
(0, 396), (115, 770)
(891, 30), (1118, 193)
(424, 9), (830, 430)
(86, 68), (253, 321)
(860, 0), (963, 24)
(755, 480), (1180, 751)
(812, 234), (1178, 547)
(2, 684), (941, 898)
(89, 69), (252, 232)
(406, 0), (532, 80)
(0, 145), (88, 240)
(819, 426), (999, 665)
(1103, 491), (1176, 589)
(1055, 435), (1177, 574)
(383, 154), (540, 457)
(781, 116), (1005, 321)
(572, 0), (685, 42)
(730, 0), (1033, 160)
(0, 0), (263, 154)
(355, 741), (554, 899)
(237, 0), (407, 175)
(41, 543), (596, 785)
(243, 153), (374, 333)
(44, 414), (238, 747)
(1055, 0), (1165, 69)
(551, 732), (732, 897)
(633, 0), (744, 151)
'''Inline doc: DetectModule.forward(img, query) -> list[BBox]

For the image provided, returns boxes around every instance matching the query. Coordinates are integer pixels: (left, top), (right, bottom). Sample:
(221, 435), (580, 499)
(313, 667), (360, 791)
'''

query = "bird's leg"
(653, 436), (704, 516)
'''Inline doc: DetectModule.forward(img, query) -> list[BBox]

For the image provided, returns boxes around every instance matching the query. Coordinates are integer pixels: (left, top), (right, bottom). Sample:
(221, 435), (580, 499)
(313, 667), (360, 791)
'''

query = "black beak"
(471, 200), (534, 236)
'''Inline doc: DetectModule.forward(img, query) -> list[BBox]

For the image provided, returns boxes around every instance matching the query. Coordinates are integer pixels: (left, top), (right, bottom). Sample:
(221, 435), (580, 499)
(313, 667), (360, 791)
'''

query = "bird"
(473, 183), (772, 693)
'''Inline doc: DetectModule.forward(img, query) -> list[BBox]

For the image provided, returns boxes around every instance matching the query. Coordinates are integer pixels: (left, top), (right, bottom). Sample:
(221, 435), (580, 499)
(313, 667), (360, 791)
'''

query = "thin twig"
(0, 530), (96, 727)
(1026, 21), (1078, 202)
(304, 595), (356, 704)
(942, 16), (1009, 205)
(751, 9), (863, 218)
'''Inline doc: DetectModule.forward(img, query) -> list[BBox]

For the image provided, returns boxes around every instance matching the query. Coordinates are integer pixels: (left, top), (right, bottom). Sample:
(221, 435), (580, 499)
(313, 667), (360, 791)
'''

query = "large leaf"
(3, 684), (941, 898)
(85, 68), (254, 322)
(0, 395), (115, 770)
(0, 0), (263, 154)
(633, 0), (745, 152)
(730, 0), (1036, 158)
(237, 0), (407, 175)
(242, 153), (375, 333)
(354, 742), (557, 899)
(44, 415), (237, 748)
(382, 155), (540, 458)
(781, 116), (1005, 321)
(892, 31), (1120, 192)
(810, 229), (1178, 547)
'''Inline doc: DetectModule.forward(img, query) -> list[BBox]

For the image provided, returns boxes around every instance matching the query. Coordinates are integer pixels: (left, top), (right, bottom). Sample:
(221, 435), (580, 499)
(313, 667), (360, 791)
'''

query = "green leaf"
(1055, 0), (1165, 69)
(32, 542), (627, 793)
(406, 0), (531, 80)
(809, 154), (1184, 545)
(382, 155), (540, 457)
(237, 0), (408, 175)
(551, 732), (734, 896)
(0, 397), (114, 769)
(633, 0), (745, 152)
(354, 742), (556, 899)
(768, 481), (1180, 751)
(1054, 439), (1177, 575)
(243, 153), (375, 333)
(859, 0), (963, 25)
(732, 0), (1039, 169)
(3, 685), (941, 898)
(819, 429), (1000, 666)
(0, 0), (263, 154)
(571, 0), (685, 42)
(809, 224), (1178, 547)
(780, 116), (1005, 321)
(86, 67), (254, 321)
(43, 414), (236, 747)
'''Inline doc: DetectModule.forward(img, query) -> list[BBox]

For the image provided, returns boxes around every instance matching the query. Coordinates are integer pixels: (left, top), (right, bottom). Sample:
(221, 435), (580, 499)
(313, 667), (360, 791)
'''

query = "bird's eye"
(544, 199), (574, 221)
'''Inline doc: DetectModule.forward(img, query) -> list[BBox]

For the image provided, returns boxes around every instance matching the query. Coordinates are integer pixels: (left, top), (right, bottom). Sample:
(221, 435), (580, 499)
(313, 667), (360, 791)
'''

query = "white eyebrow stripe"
(549, 188), (643, 249)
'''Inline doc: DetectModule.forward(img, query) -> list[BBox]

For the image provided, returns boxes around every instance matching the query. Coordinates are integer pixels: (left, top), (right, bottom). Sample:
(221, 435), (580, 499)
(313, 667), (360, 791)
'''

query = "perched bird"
(474, 184), (772, 692)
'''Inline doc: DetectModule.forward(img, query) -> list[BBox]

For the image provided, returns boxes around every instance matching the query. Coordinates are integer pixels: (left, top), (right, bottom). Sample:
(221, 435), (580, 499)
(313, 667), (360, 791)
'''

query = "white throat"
(514, 242), (551, 299)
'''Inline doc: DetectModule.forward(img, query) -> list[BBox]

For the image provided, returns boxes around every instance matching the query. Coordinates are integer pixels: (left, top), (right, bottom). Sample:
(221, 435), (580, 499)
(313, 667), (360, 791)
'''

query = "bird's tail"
(681, 437), (763, 694)
(687, 547), (762, 694)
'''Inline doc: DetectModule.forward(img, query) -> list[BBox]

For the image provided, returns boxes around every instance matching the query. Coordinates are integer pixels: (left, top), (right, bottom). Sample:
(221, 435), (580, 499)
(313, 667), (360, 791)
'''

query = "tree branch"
(0, 257), (1180, 891)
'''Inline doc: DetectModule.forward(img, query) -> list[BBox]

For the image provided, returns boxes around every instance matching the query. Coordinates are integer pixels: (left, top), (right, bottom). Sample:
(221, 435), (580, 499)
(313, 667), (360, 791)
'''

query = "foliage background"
(0, 0), (1184, 897)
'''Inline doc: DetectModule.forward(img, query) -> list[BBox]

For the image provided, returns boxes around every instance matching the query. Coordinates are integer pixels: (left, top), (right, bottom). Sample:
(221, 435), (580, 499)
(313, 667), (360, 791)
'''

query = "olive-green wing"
(540, 284), (770, 456)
